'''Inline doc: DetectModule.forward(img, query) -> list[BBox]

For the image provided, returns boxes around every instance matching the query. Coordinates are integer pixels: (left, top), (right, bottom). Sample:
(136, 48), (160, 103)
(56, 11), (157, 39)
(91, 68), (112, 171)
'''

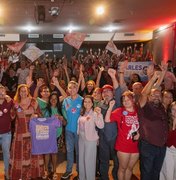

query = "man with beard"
(138, 71), (168, 180)
(98, 68), (121, 180)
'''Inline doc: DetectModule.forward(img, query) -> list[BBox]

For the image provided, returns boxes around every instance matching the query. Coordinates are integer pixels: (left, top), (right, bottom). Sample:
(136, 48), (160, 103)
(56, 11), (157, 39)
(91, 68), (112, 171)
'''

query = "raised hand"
(79, 64), (84, 72)
(52, 76), (59, 87)
(94, 107), (101, 115)
(147, 64), (154, 77)
(109, 100), (115, 109)
(119, 60), (128, 72)
(36, 78), (44, 87)
(99, 66), (104, 72)
(29, 65), (35, 71)
(108, 68), (116, 77)
(153, 70), (162, 79)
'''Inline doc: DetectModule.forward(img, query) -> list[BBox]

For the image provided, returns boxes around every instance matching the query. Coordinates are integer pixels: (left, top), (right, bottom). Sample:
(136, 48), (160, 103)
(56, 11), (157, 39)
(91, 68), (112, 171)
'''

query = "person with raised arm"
(98, 68), (121, 180)
(78, 95), (104, 180)
(138, 70), (168, 180)
(105, 90), (139, 180)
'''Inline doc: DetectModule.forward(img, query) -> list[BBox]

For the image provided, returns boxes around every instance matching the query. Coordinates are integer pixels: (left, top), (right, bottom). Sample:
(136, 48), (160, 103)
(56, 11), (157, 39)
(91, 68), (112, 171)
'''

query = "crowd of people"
(0, 47), (176, 180)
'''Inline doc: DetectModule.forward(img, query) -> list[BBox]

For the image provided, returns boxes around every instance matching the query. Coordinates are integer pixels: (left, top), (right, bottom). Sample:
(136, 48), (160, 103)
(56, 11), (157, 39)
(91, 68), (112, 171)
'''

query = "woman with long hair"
(78, 95), (104, 180)
(105, 91), (139, 180)
(44, 91), (66, 180)
(9, 84), (44, 180)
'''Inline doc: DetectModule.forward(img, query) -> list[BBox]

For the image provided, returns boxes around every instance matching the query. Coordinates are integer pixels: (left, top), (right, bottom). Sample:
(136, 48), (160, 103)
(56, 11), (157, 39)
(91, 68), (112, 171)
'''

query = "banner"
(64, 32), (86, 49)
(7, 41), (26, 53)
(118, 61), (152, 82)
(22, 46), (44, 62)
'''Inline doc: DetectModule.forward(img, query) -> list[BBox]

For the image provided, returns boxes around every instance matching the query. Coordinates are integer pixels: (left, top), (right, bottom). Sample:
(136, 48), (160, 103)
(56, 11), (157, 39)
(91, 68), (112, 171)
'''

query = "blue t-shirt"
(29, 116), (61, 155)
(62, 95), (83, 133)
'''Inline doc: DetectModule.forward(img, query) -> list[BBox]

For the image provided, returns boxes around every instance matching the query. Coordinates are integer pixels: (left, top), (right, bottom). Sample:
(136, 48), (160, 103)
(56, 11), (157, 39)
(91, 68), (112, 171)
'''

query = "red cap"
(101, 85), (113, 92)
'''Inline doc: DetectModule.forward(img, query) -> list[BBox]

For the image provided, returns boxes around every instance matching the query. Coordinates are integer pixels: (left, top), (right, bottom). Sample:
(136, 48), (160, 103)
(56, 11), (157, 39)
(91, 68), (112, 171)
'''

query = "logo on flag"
(64, 32), (86, 50)
(22, 46), (44, 62)
(7, 41), (26, 53)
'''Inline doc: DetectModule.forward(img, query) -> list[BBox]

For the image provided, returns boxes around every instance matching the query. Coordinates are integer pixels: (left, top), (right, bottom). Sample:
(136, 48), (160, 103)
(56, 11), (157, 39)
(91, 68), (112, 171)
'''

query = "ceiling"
(0, 0), (176, 34)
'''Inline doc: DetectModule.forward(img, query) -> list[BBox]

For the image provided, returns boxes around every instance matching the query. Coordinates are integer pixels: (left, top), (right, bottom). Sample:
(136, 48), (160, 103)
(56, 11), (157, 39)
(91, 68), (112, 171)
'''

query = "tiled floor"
(0, 150), (140, 180)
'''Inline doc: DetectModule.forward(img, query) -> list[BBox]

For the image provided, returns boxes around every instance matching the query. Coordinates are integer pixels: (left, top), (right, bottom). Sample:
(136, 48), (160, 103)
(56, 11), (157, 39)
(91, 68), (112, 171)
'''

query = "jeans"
(139, 139), (166, 180)
(65, 130), (79, 173)
(99, 135), (118, 180)
(0, 132), (12, 175)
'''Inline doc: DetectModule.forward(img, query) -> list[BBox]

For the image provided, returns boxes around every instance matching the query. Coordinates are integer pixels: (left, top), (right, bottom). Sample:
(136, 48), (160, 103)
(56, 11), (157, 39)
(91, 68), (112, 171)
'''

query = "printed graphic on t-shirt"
(36, 125), (49, 140)
(125, 114), (139, 140)
(71, 108), (77, 113)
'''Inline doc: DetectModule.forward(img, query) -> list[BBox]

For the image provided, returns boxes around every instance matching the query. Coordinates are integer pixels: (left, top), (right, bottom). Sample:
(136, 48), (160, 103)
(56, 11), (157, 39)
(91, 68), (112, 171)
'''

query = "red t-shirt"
(0, 99), (14, 134)
(110, 107), (139, 153)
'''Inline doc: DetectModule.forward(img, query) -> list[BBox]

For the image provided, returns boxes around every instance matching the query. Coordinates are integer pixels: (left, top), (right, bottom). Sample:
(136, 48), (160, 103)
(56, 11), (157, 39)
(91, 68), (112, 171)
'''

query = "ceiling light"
(49, 7), (59, 16)
(23, 25), (35, 32)
(102, 25), (118, 32)
(68, 26), (73, 33)
(96, 6), (105, 15)
(158, 25), (168, 31)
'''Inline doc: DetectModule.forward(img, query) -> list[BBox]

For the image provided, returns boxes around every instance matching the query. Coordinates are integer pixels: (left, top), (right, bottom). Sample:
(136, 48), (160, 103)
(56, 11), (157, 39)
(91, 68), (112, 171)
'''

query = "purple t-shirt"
(29, 116), (61, 155)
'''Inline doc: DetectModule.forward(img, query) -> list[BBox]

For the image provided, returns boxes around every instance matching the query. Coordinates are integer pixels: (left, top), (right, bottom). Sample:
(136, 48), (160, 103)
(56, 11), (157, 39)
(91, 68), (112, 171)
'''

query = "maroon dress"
(9, 98), (44, 180)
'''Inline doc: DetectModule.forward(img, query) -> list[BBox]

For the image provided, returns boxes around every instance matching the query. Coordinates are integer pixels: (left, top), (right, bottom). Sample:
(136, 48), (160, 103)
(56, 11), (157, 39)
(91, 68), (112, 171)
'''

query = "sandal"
(42, 171), (49, 179)
(52, 173), (58, 180)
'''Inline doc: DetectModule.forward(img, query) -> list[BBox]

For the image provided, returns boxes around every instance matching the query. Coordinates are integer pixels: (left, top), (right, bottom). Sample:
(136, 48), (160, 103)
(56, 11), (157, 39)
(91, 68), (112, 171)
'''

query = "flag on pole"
(64, 32), (86, 50)
(22, 46), (44, 62)
(7, 41), (26, 53)
(105, 33), (121, 56)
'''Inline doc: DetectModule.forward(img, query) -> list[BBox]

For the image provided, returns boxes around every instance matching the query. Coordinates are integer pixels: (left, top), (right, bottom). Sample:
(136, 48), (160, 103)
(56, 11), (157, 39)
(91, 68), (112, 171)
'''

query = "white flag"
(22, 46), (44, 62)
(105, 40), (121, 56)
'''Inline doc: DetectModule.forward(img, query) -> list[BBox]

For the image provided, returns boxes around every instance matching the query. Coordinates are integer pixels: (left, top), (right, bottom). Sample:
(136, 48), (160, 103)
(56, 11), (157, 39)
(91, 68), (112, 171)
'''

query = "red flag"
(7, 41), (26, 53)
(64, 32), (86, 50)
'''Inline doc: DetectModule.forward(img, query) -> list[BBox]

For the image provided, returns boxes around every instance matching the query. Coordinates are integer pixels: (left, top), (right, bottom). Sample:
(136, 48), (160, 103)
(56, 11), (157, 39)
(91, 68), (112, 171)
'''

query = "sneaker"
(61, 171), (72, 179)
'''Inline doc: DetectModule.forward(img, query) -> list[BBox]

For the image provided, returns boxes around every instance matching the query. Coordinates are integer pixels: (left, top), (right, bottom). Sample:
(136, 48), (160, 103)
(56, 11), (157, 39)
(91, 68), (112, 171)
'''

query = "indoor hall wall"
(20, 34), (73, 60)
(153, 22), (176, 66)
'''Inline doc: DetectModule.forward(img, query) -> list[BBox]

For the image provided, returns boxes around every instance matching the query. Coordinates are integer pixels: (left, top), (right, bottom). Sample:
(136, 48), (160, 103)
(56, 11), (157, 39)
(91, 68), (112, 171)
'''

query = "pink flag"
(7, 41), (26, 53)
(64, 32), (86, 50)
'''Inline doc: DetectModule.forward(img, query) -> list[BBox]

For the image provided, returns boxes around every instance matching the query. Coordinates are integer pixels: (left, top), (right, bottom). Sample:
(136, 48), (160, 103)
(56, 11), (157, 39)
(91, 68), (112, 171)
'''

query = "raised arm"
(118, 60), (129, 92)
(63, 63), (70, 84)
(153, 62), (168, 89)
(139, 71), (161, 108)
(107, 68), (119, 89)
(26, 65), (35, 88)
(105, 100), (115, 122)
(78, 64), (85, 91)
(52, 76), (68, 102)
(33, 78), (44, 98)
(95, 66), (104, 87)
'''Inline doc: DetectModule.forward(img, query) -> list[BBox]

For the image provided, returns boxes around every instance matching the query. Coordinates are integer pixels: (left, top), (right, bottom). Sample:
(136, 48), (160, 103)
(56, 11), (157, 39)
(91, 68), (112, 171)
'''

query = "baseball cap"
(101, 84), (113, 92)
